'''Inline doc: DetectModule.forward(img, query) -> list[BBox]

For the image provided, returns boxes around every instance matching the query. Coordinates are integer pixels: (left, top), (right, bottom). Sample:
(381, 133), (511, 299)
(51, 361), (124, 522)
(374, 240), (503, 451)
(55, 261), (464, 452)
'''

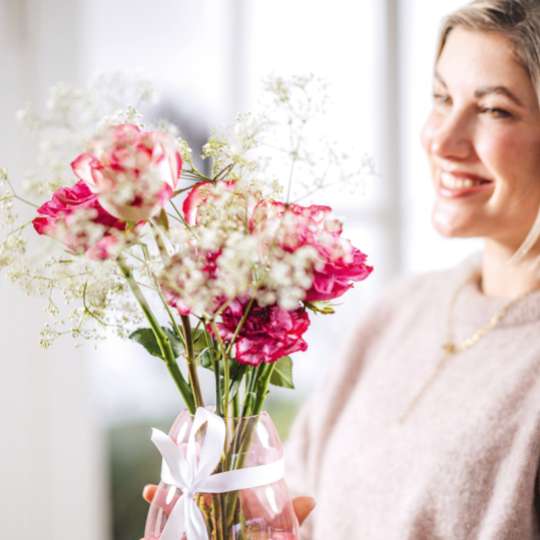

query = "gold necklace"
(397, 276), (530, 424)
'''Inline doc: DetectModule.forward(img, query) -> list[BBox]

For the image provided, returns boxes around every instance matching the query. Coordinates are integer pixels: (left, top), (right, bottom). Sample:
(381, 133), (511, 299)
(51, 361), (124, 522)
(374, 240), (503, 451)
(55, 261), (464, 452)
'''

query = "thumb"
(142, 484), (158, 503)
(292, 496), (316, 525)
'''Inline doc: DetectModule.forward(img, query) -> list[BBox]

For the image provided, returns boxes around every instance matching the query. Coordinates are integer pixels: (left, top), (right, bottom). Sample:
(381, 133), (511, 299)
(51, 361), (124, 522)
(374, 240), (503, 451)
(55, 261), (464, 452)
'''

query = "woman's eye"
(479, 107), (512, 119)
(432, 93), (450, 105)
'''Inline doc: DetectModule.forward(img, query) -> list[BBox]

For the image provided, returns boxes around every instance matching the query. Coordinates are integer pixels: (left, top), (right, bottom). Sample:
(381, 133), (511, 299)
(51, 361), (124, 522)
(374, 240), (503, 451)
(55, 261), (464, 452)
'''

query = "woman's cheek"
(475, 130), (513, 182)
(481, 130), (540, 219)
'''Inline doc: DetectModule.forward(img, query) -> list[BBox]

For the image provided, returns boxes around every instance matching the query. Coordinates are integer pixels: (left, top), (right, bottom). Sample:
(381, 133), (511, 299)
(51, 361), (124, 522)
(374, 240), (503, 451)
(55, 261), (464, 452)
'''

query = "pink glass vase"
(144, 410), (299, 540)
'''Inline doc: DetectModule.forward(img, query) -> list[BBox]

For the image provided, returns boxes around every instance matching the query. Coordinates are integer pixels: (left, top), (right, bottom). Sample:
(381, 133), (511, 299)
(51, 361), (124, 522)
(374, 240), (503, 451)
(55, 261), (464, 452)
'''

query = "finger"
(293, 496), (316, 526)
(142, 484), (158, 503)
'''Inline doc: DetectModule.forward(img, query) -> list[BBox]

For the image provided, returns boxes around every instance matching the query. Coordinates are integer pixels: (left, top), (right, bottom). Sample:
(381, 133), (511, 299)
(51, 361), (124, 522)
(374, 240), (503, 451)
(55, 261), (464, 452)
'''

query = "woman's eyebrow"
(433, 70), (524, 107)
(473, 85), (524, 107)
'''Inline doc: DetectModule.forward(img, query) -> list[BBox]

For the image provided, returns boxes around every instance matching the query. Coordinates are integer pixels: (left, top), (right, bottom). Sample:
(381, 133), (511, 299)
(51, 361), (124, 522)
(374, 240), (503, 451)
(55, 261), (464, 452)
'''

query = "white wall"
(0, 1), (107, 539)
(78, 0), (237, 126)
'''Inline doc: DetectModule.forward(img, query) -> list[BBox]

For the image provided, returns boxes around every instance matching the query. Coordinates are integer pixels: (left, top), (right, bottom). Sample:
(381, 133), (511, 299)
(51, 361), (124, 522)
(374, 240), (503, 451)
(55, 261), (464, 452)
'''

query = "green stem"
(211, 320), (229, 423)
(225, 298), (255, 357)
(223, 352), (231, 424)
(252, 363), (276, 415)
(223, 363), (274, 532)
(241, 365), (259, 417)
(185, 165), (211, 181)
(117, 257), (195, 412)
(214, 359), (223, 417)
(181, 314), (204, 408)
(171, 186), (195, 197)
(166, 361), (194, 408)
(140, 243), (186, 349)
(232, 391), (240, 419)
(146, 225), (203, 408)
(150, 220), (170, 250)
(213, 163), (234, 181)
(203, 329), (222, 416)
(213, 495), (225, 540)
(169, 199), (186, 221)
(81, 281), (123, 330)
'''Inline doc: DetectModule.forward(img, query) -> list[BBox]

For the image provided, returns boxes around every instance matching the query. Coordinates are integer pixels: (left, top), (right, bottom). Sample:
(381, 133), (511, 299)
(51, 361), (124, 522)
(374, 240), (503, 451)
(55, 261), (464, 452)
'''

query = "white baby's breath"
(1, 72), (372, 350)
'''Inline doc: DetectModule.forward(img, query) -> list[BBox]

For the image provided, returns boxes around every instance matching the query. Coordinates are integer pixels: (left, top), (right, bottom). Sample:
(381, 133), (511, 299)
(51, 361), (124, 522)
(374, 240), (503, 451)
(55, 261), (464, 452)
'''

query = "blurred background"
(0, 0), (481, 538)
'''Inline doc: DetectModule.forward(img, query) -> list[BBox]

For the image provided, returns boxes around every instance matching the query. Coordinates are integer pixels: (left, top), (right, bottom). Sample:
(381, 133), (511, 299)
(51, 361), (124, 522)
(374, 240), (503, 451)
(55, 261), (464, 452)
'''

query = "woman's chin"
(431, 208), (478, 238)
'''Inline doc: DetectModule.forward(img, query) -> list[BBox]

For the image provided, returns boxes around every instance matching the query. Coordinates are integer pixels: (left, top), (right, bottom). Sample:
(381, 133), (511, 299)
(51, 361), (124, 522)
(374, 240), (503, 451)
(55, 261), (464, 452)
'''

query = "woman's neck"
(481, 240), (540, 298)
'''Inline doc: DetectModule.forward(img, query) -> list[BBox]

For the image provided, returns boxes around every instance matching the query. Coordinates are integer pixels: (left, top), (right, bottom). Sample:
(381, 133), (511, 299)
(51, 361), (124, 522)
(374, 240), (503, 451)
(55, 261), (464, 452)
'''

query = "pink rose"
(163, 249), (223, 317)
(182, 180), (238, 225)
(250, 200), (333, 250)
(72, 124), (182, 222)
(32, 180), (125, 260)
(306, 245), (372, 302)
(163, 289), (191, 317)
(251, 200), (373, 302)
(182, 181), (212, 225)
(216, 298), (310, 365)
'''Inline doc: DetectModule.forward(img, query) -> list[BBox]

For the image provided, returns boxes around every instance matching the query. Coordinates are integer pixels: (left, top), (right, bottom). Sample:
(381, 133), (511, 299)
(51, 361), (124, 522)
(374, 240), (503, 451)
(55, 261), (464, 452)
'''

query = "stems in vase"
(252, 363), (276, 415)
(232, 391), (240, 418)
(210, 320), (229, 420)
(181, 314), (204, 408)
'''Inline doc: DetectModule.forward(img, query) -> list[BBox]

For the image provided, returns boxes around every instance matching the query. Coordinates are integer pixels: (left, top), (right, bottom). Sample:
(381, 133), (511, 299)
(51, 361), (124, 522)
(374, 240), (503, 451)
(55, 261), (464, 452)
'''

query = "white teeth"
(440, 172), (483, 190)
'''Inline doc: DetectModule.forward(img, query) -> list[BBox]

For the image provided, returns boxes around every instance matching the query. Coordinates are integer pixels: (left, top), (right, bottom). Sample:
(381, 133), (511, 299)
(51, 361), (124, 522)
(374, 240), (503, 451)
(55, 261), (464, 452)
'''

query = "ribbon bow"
(151, 407), (285, 540)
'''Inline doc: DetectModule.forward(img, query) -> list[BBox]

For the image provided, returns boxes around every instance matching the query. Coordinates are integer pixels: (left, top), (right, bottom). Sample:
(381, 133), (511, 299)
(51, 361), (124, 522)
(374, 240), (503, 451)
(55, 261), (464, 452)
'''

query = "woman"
(145, 0), (540, 538)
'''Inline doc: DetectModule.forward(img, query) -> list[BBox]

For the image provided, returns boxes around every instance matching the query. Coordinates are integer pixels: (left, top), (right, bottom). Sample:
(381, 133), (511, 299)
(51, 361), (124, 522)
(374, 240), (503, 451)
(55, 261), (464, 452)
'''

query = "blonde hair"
(436, 0), (540, 261)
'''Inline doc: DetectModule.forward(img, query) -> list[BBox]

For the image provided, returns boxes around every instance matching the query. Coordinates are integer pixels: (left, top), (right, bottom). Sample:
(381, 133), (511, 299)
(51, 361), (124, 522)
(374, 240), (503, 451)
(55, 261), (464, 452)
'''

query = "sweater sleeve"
(284, 274), (420, 537)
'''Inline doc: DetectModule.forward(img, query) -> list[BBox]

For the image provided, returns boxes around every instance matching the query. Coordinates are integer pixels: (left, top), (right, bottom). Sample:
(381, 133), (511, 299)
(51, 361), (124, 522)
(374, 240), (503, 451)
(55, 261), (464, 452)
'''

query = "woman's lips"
(437, 171), (494, 198)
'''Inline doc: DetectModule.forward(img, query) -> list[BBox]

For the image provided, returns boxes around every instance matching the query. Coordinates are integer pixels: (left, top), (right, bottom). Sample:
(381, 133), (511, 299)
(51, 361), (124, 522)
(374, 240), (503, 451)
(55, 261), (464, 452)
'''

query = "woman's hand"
(291, 495), (316, 525)
(142, 484), (315, 525)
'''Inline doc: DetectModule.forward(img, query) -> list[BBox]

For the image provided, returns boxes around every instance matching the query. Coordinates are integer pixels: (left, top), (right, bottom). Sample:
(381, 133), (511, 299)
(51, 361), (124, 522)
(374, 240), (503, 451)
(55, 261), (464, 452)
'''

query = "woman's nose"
(427, 112), (473, 161)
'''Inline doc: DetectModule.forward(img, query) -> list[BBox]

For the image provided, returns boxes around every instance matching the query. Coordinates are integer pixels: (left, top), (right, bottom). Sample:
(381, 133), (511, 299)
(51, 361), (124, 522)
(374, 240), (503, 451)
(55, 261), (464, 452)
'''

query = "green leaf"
(157, 208), (170, 231)
(190, 328), (216, 370)
(197, 347), (214, 369)
(129, 327), (183, 359)
(191, 328), (210, 355)
(304, 301), (335, 315)
(229, 365), (248, 400)
(269, 356), (294, 389)
(198, 344), (248, 384)
(164, 328), (184, 357)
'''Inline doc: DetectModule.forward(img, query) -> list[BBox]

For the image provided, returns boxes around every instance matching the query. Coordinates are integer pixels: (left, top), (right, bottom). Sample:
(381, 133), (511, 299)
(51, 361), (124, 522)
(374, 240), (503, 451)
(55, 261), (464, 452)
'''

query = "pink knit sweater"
(285, 254), (540, 539)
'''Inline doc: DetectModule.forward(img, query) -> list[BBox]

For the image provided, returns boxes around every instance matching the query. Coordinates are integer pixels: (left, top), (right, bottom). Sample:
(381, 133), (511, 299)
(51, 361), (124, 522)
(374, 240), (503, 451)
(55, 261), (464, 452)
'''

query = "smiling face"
(421, 27), (540, 250)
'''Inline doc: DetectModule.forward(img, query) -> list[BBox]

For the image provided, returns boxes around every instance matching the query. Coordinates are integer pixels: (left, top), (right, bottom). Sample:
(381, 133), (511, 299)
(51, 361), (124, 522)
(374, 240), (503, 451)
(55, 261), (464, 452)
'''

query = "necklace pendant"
(442, 342), (457, 354)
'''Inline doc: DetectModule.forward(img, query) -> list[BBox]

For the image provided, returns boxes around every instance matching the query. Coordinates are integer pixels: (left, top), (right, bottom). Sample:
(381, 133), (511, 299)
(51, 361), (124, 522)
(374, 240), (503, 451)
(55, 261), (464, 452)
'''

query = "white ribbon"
(151, 407), (284, 540)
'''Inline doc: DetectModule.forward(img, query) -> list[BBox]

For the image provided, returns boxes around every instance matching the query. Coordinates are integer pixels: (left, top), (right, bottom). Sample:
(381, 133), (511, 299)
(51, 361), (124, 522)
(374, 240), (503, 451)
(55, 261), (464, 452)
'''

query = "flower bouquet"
(0, 74), (373, 539)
